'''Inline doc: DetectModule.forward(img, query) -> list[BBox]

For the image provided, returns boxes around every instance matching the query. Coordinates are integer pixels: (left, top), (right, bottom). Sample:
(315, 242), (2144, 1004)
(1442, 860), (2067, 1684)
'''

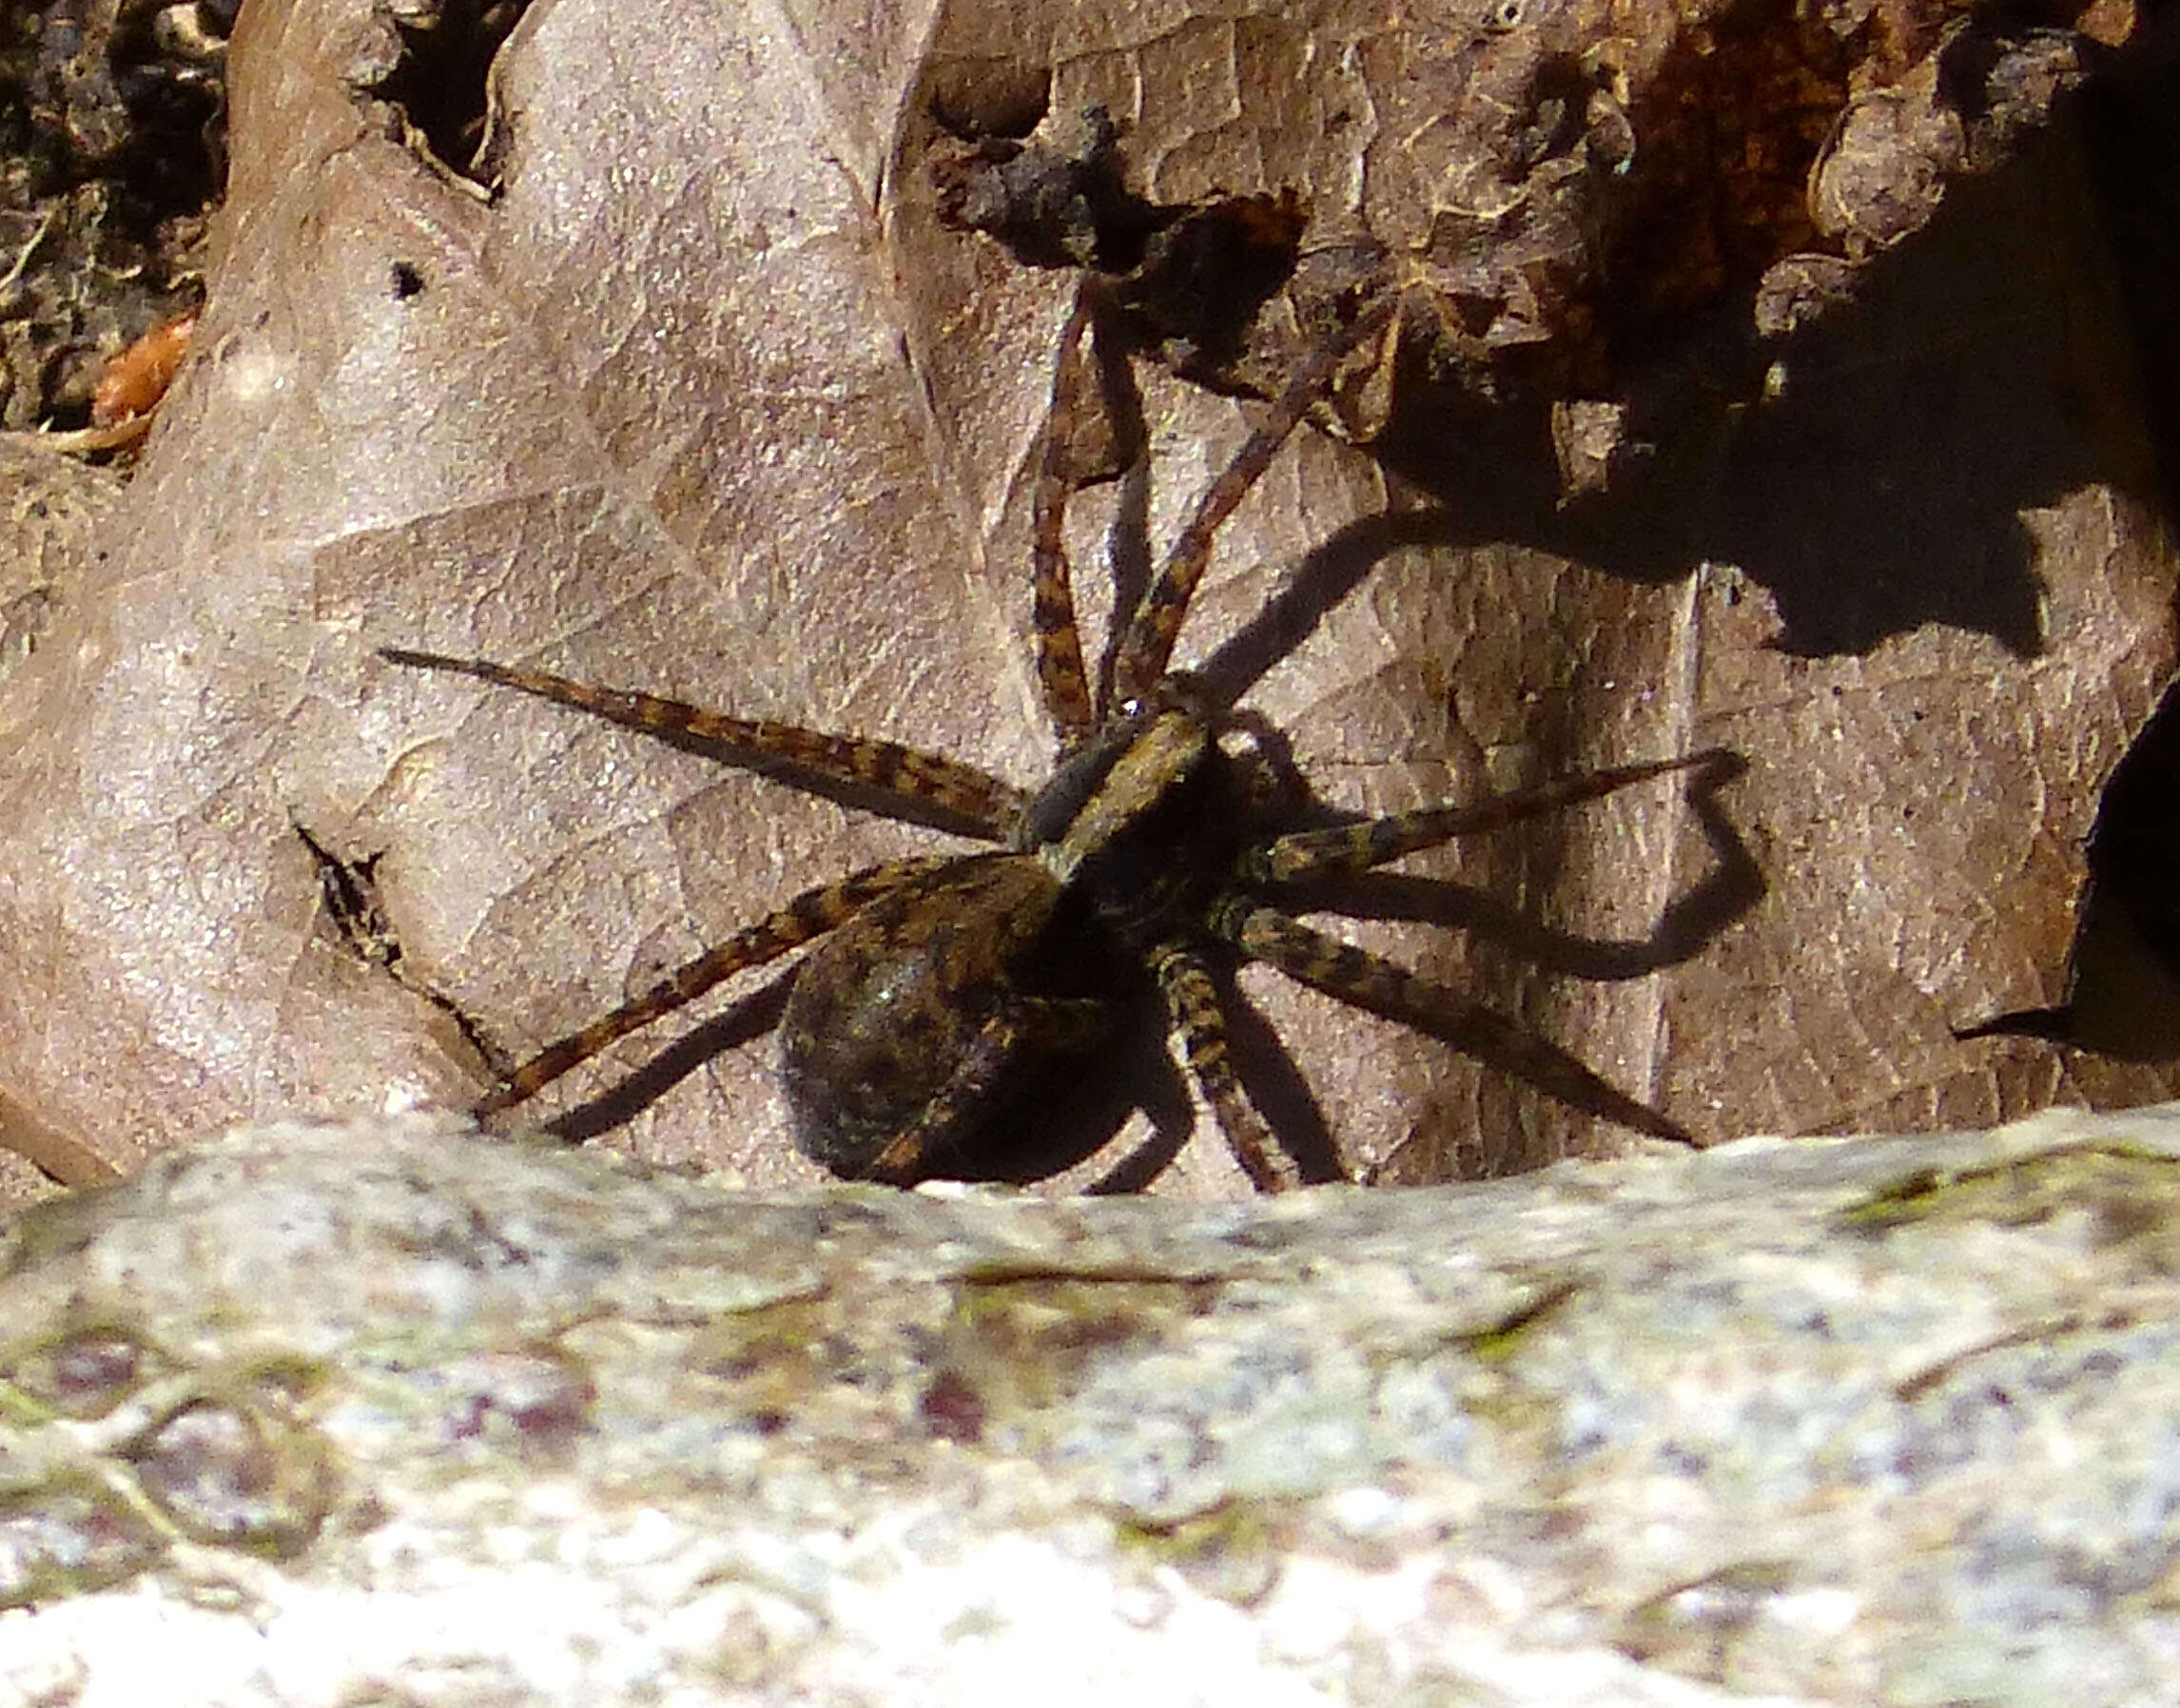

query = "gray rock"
(4, 1106), (2179, 1705)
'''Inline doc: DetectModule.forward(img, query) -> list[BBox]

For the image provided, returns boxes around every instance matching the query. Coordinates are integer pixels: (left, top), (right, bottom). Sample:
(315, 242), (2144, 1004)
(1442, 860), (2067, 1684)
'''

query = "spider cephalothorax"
(384, 285), (1714, 1190)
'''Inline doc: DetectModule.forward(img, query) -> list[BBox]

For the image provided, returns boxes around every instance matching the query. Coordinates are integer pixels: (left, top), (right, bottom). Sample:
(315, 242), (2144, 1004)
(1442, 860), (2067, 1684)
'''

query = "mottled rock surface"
(4, 1106), (2179, 1705)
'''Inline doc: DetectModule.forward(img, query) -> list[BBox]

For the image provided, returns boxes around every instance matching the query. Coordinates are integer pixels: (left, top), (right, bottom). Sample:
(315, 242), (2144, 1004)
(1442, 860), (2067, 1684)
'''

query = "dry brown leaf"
(0, 0), (2169, 1201)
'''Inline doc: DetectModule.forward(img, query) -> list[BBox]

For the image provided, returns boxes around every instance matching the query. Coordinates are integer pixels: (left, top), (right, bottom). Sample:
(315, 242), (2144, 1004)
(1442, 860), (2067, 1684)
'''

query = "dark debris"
(0, 0), (226, 429)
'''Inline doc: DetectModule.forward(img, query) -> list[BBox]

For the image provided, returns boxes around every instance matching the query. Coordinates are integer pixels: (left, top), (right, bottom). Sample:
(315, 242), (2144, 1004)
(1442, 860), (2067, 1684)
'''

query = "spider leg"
(1242, 750), (1732, 885)
(856, 995), (1110, 1183)
(1208, 897), (1695, 1147)
(1028, 285), (1100, 746)
(478, 855), (953, 1114)
(1148, 940), (1297, 1193)
(380, 650), (1026, 837)
(1109, 292), (1400, 710)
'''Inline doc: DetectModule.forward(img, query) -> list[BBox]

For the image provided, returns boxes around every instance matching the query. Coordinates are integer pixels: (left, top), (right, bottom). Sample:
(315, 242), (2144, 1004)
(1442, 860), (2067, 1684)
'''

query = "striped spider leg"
(372, 648), (1027, 1118)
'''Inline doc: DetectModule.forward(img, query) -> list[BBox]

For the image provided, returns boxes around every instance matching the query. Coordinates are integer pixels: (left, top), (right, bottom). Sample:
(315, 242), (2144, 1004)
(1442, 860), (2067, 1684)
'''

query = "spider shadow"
(538, 312), (1769, 1187)
(534, 943), (1320, 1188)
(523, 652), (1755, 1189)
(946, 974), (1358, 1194)
(531, 961), (1149, 1174)
(1068, 961), (1350, 1194)
(1176, 490), (1765, 984)
(540, 970), (797, 1146)
(1268, 748), (1761, 984)
(1214, 711), (1758, 1155)
(1064, 291), (1767, 980)
(1051, 519), (1758, 1177)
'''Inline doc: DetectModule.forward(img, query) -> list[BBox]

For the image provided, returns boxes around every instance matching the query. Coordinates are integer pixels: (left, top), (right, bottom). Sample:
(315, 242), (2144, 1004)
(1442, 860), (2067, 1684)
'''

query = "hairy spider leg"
(1149, 939), (1290, 1192)
(1208, 899), (1695, 1146)
(1027, 287), (1101, 745)
(380, 649), (1027, 834)
(856, 993), (1111, 1183)
(1107, 292), (1402, 711)
(1242, 749), (1733, 885)
(478, 856), (956, 1113)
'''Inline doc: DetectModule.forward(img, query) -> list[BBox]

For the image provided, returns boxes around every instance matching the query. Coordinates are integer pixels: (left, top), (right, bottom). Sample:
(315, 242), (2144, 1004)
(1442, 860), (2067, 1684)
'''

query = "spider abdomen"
(778, 852), (1076, 1175)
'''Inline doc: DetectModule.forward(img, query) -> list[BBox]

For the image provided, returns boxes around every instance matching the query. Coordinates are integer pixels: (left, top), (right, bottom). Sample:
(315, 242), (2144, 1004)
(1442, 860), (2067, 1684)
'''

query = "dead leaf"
(0, 0), (2168, 1201)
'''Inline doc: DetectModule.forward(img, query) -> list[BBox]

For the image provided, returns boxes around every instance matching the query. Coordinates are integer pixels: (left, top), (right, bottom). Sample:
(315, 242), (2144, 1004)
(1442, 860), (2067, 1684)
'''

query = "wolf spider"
(384, 285), (1714, 1191)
